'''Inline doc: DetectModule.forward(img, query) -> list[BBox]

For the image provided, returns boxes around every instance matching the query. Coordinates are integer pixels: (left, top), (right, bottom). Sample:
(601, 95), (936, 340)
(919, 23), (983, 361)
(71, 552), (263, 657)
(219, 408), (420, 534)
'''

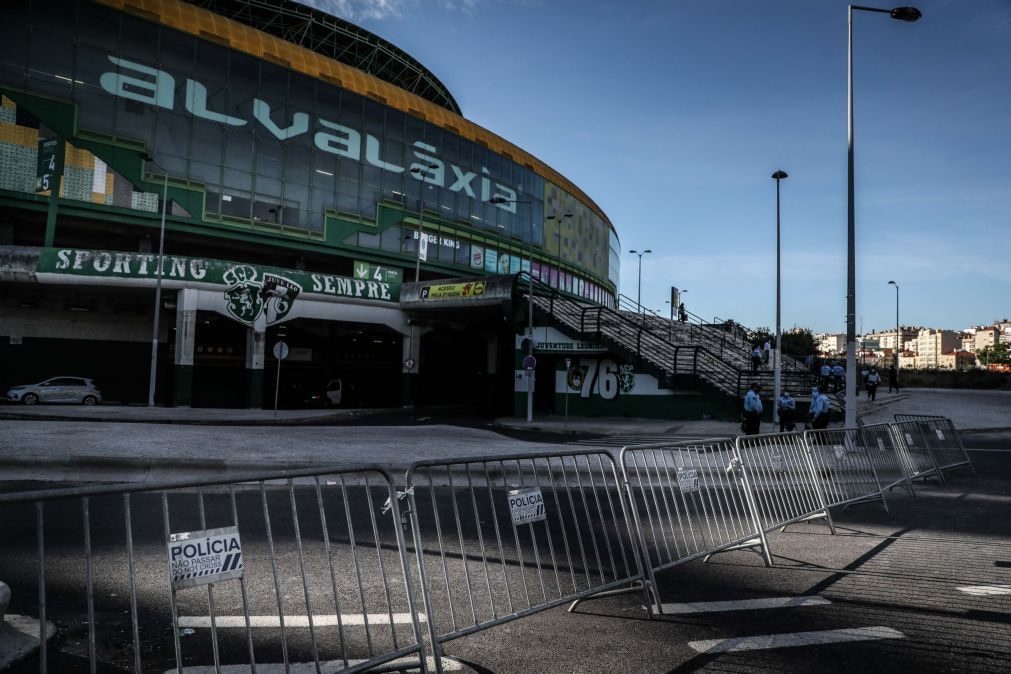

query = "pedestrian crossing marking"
(689, 626), (904, 653)
(654, 595), (830, 615)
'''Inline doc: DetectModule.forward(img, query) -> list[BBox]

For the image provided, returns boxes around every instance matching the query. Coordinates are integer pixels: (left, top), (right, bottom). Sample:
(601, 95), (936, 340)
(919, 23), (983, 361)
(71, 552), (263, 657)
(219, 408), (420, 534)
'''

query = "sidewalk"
(494, 388), (1011, 436)
(0, 403), (395, 425)
(1, 387), (1007, 434)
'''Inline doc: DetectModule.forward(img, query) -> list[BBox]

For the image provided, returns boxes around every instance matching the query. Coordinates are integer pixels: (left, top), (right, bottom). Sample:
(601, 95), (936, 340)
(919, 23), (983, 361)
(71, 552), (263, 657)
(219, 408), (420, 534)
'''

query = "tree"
(977, 342), (1011, 367)
(781, 329), (818, 360)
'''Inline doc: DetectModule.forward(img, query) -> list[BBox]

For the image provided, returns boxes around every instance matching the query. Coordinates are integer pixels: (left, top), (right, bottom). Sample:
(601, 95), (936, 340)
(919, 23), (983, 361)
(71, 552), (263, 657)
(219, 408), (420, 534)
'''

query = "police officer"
(742, 382), (763, 435)
(809, 386), (831, 429)
(777, 390), (797, 432)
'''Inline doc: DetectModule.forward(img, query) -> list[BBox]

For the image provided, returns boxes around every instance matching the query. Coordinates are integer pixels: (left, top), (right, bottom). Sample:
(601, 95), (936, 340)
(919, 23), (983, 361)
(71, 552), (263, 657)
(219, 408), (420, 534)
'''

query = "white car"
(6, 377), (103, 406)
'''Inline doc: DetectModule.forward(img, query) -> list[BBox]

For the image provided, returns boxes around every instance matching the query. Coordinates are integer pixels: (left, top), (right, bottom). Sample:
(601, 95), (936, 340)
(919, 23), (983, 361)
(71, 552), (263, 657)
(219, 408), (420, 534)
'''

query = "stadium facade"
(0, 0), (629, 412)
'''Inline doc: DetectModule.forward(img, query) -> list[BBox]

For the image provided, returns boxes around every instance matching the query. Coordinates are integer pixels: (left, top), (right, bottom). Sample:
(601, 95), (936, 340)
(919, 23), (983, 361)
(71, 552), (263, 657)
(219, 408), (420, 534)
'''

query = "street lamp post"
(140, 152), (168, 407)
(489, 196), (538, 423)
(410, 163), (439, 283)
(845, 4), (921, 427)
(888, 280), (900, 372)
(628, 249), (652, 314)
(772, 170), (788, 427)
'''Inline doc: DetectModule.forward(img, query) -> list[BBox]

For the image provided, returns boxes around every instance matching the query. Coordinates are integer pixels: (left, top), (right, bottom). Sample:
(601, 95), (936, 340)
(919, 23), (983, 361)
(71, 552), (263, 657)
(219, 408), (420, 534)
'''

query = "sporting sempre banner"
(36, 248), (401, 310)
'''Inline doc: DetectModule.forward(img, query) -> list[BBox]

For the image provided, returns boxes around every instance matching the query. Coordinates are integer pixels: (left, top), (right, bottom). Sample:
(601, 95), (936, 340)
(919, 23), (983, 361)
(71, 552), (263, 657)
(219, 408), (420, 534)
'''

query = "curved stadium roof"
(188, 0), (462, 114)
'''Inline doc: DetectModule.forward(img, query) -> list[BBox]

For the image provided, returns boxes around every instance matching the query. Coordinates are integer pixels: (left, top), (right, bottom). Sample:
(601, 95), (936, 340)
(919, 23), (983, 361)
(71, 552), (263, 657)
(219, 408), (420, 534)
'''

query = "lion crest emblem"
(222, 265), (301, 326)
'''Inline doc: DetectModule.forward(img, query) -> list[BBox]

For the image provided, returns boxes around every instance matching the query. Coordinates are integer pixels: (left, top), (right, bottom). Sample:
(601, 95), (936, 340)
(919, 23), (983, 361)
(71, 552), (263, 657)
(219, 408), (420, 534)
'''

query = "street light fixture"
(888, 280), (900, 372)
(628, 249), (652, 314)
(772, 170), (788, 427)
(410, 163), (439, 283)
(139, 151), (168, 407)
(845, 4), (921, 427)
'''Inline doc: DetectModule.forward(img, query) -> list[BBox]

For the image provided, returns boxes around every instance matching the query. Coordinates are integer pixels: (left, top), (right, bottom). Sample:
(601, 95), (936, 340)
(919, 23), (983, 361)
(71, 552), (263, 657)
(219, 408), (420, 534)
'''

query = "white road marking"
(168, 656), (462, 673)
(653, 596), (830, 614)
(689, 626), (904, 653)
(956, 585), (1011, 597)
(177, 613), (424, 628)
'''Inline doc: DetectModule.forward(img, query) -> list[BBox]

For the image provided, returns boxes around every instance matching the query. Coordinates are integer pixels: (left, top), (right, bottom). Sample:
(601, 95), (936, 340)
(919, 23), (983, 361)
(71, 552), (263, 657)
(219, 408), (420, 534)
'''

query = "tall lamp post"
(845, 4), (921, 427)
(771, 170), (788, 427)
(888, 280), (900, 372)
(489, 196), (540, 423)
(139, 152), (168, 407)
(410, 163), (439, 283)
(629, 249), (652, 314)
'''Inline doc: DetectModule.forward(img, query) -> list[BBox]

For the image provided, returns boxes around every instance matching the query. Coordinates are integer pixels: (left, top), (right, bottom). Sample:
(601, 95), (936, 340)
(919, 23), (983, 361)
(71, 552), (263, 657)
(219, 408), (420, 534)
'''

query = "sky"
(302, 0), (1011, 335)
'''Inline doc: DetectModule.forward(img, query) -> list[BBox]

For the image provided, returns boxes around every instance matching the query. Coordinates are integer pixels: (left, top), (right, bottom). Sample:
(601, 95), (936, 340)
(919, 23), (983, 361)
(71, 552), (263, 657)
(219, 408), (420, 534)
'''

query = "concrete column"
(401, 326), (421, 407)
(172, 288), (198, 407)
(245, 327), (265, 409)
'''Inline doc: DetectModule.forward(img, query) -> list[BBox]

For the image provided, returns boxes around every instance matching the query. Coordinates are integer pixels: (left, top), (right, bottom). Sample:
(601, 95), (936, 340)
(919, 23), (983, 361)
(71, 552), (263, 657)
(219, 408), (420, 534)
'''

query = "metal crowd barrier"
(0, 467), (428, 674)
(803, 428), (888, 513)
(858, 422), (918, 495)
(619, 438), (767, 610)
(404, 450), (645, 673)
(888, 420), (948, 484)
(733, 432), (835, 547)
(893, 414), (975, 476)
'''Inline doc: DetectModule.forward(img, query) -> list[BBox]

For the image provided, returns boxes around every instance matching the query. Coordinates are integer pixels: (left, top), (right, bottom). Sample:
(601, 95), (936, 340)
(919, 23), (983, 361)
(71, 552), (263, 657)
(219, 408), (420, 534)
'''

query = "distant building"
(938, 350), (976, 370)
(975, 327), (1000, 353)
(815, 333), (846, 355)
(915, 329), (960, 369)
(864, 327), (918, 353)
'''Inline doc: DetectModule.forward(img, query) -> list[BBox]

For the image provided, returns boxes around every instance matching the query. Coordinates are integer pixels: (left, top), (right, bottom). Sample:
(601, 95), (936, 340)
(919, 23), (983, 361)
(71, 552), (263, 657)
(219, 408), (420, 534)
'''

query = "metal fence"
(858, 422), (918, 495)
(404, 450), (644, 671)
(803, 428), (888, 513)
(620, 438), (766, 609)
(0, 467), (427, 674)
(1, 416), (975, 672)
(893, 415), (975, 476)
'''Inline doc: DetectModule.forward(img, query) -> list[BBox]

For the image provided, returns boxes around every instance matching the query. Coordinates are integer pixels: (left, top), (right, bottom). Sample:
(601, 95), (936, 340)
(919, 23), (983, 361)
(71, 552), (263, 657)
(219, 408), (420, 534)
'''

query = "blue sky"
(305, 0), (1010, 335)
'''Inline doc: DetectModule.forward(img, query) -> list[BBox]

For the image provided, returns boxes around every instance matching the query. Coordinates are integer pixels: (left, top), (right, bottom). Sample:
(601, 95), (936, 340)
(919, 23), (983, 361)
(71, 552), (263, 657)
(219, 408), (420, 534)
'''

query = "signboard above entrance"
(353, 260), (402, 285)
(36, 248), (399, 303)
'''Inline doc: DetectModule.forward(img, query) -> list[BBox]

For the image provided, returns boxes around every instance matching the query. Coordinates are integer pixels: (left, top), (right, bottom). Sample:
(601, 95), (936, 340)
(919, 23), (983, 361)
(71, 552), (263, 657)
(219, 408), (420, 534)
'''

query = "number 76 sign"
(566, 358), (635, 400)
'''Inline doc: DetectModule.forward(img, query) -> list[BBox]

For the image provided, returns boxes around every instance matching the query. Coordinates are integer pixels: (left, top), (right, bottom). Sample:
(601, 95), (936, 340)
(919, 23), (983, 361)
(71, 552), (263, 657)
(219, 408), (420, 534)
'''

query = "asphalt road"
(2, 440), (1009, 673)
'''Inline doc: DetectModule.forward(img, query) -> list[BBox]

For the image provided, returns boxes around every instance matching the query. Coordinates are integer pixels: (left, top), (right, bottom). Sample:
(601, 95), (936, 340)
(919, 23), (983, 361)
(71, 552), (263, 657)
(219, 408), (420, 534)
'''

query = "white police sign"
(507, 487), (546, 525)
(168, 526), (243, 589)
(677, 467), (700, 494)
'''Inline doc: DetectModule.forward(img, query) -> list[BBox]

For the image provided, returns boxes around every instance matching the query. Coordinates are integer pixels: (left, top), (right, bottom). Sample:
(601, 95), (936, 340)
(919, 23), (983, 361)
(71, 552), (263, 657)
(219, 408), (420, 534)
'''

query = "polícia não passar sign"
(168, 526), (243, 589)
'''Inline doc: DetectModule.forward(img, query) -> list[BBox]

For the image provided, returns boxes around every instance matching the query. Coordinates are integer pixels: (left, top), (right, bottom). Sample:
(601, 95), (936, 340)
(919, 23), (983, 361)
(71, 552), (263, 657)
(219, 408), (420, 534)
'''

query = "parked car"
(300, 378), (349, 408)
(6, 377), (103, 405)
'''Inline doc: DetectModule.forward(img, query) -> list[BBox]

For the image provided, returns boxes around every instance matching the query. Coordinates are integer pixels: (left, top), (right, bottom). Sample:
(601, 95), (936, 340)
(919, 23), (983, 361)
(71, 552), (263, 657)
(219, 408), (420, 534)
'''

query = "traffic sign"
(522, 355), (537, 370)
(36, 137), (59, 193)
(272, 340), (289, 360)
(353, 260), (402, 285)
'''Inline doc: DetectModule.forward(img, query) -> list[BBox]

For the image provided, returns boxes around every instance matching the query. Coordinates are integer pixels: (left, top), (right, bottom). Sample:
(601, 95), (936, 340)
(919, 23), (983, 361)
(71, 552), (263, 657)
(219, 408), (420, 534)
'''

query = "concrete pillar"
(245, 327), (265, 409)
(172, 288), (197, 407)
(401, 325), (421, 407)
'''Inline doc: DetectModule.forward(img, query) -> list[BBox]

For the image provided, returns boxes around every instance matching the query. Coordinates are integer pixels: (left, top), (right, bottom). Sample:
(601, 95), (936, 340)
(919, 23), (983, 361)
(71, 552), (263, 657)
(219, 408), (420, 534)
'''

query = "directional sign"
(36, 137), (59, 193)
(353, 260), (402, 285)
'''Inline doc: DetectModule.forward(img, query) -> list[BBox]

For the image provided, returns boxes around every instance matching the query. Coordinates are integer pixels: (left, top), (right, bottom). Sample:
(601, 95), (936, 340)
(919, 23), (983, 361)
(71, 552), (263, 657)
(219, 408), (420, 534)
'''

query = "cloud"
(297, 0), (408, 21)
(297, 0), (479, 21)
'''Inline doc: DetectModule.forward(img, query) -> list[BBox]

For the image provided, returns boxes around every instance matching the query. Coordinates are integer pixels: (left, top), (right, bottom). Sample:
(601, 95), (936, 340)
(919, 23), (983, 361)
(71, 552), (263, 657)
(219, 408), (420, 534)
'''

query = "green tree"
(977, 342), (1011, 366)
(781, 329), (818, 360)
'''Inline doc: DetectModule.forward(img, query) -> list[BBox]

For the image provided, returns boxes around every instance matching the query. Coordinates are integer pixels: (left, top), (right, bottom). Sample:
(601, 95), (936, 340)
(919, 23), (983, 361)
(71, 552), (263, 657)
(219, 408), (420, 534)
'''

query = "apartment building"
(816, 333), (846, 355)
(915, 329), (960, 369)
(938, 350), (977, 370)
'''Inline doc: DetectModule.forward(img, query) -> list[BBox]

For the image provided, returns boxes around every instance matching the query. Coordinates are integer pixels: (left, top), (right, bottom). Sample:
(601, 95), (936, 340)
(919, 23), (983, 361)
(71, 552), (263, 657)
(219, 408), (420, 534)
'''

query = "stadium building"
(0, 0), (808, 416)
